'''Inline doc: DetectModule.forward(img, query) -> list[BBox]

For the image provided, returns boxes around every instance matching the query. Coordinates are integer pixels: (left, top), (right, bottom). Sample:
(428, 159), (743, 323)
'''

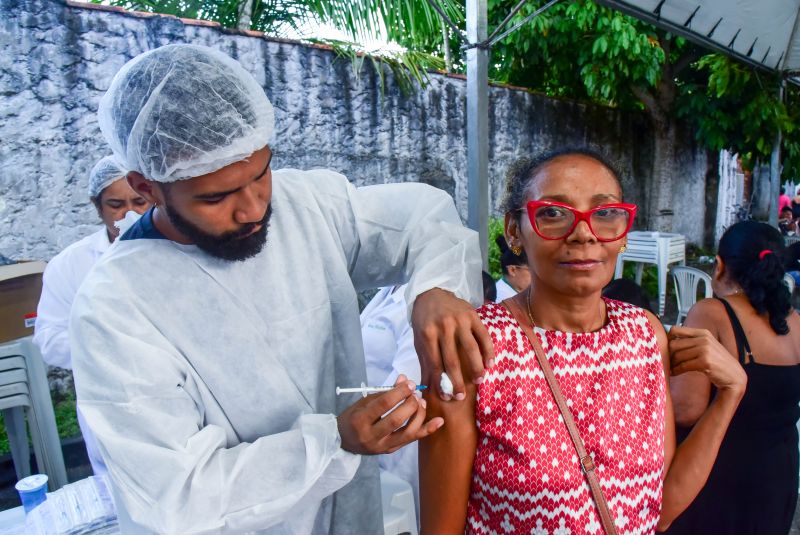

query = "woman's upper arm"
(669, 300), (720, 427)
(419, 382), (478, 534)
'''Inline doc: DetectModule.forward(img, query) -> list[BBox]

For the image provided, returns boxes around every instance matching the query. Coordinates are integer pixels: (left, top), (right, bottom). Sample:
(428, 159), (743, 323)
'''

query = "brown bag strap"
(503, 297), (619, 535)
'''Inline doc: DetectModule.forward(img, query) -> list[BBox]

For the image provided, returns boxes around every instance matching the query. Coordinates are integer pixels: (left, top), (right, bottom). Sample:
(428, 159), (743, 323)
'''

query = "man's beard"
(163, 204), (271, 262)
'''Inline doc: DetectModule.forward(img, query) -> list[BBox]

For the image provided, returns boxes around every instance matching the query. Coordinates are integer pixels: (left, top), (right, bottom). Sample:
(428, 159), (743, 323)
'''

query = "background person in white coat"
(361, 274), (498, 527)
(33, 155), (150, 475)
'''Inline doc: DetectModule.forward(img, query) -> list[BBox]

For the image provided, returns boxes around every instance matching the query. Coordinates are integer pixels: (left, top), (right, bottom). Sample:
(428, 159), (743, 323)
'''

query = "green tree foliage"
(96, 0), (308, 35)
(677, 54), (800, 178)
(453, 0), (800, 233)
(96, 0), (459, 90)
(306, 0), (462, 55)
(488, 0), (666, 107)
(487, 217), (505, 280)
(97, 0), (462, 53)
(486, 0), (799, 179)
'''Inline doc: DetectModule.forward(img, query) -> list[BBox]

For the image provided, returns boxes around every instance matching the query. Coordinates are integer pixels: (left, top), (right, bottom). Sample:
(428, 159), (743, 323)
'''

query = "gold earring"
(511, 245), (523, 256)
(619, 243), (627, 253)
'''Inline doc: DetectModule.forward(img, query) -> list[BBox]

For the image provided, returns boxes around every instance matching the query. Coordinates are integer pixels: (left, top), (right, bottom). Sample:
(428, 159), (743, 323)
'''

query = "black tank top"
(666, 299), (800, 534)
(716, 298), (800, 439)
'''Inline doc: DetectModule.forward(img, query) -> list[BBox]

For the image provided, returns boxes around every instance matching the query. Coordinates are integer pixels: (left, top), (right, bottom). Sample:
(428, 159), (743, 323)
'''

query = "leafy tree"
(486, 0), (798, 229)
(677, 54), (799, 179)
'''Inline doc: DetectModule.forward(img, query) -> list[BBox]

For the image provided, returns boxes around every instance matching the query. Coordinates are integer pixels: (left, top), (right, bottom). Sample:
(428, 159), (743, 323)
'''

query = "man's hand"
(411, 288), (494, 401)
(337, 376), (443, 454)
(669, 326), (747, 397)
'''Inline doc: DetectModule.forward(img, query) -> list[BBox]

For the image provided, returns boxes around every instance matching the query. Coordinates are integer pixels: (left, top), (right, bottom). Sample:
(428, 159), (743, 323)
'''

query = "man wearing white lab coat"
(69, 44), (491, 534)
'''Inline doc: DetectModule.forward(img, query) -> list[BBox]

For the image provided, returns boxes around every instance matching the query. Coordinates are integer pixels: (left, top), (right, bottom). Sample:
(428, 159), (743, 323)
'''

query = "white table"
(614, 231), (686, 316)
(0, 505), (24, 534)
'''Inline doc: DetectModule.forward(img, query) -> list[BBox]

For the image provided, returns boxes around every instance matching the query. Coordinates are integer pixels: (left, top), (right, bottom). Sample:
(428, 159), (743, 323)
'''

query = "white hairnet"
(97, 44), (275, 183)
(88, 155), (128, 198)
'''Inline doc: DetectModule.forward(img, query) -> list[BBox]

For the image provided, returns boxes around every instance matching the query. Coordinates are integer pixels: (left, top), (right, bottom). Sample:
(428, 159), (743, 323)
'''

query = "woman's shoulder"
(476, 301), (522, 342)
(685, 297), (728, 327)
(476, 301), (513, 323)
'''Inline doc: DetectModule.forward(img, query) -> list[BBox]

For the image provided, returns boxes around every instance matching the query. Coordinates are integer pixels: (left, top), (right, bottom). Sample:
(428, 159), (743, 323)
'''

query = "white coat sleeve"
(381, 321), (420, 387)
(32, 257), (75, 369)
(338, 181), (483, 314)
(70, 293), (360, 534)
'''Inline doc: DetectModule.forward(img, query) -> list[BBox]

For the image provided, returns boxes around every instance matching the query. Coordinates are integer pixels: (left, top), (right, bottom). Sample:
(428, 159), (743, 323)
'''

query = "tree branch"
(672, 50), (702, 77)
(631, 84), (666, 125)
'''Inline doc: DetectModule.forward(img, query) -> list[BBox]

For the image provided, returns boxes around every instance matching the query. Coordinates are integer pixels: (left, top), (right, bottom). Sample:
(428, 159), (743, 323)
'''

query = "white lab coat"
(33, 228), (110, 476)
(494, 277), (518, 302)
(360, 285), (421, 524)
(360, 285), (420, 388)
(70, 169), (482, 534)
(34, 228), (110, 370)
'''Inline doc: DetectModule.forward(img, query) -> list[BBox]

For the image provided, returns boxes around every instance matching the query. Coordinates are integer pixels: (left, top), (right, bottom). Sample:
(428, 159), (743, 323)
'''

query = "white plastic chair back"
(784, 273), (796, 294)
(670, 266), (713, 325)
(380, 470), (418, 535)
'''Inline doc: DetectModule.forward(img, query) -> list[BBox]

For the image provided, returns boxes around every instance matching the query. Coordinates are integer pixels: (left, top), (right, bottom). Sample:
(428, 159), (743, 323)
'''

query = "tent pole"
(466, 0), (489, 269)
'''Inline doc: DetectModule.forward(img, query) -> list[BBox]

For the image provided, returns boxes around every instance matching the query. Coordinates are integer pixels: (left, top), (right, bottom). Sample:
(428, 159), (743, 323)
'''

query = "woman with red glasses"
(419, 149), (746, 535)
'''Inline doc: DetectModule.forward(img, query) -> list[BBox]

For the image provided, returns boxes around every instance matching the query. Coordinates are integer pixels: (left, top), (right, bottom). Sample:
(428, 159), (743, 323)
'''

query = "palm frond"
(305, 0), (463, 53)
(308, 37), (444, 96)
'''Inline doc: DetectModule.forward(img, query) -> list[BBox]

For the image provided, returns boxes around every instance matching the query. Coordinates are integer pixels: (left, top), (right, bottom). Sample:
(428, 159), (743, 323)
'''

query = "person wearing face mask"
(33, 154), (151, 474)
(419, 149), (747, 535)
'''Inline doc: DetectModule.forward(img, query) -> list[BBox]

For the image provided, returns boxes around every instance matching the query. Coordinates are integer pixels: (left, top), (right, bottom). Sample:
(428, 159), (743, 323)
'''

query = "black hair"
(785, 242), (800, 271)
(500, 147), (623, 217)
(482, 271), (497, 303)
(495, 235), (527, 274)
(718, 221), (792, 335)
(781, 186), (786, 195)
(602, 278), (655, 315)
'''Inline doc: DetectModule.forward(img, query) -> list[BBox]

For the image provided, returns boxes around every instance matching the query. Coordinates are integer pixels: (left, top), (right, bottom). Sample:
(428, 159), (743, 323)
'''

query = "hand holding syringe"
(336, 382), (428, 397)
(336, 374), (443, 455)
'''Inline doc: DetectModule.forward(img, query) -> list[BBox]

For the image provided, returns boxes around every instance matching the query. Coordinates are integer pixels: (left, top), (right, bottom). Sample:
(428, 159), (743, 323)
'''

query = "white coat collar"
(89, 227), (113, 255)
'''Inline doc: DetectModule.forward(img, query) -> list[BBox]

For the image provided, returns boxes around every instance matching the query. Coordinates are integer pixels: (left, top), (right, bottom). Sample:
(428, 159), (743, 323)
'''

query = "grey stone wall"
(0, 0), (710, 263)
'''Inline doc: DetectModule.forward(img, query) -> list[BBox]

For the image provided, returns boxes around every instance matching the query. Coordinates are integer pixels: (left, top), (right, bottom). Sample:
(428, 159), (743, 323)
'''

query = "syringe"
(336, 382), (428, 397)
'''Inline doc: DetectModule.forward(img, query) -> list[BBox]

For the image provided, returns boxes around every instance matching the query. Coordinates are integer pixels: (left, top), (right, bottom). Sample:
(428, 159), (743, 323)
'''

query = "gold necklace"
(526, 286), (537, 328)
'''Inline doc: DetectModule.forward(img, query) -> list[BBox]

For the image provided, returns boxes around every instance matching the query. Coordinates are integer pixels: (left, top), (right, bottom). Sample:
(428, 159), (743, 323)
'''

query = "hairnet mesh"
(98, 44), (275, 183)
(88, 155), (127, 198)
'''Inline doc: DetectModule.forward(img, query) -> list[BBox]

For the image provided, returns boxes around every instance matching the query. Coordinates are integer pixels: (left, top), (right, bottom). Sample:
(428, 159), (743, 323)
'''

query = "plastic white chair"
(380, 470), (417, 535)
(0, 338), (67, 490)
(670, 266), (713, 325)
(614, 231), (686, 316)
(784, 273), (796, 294)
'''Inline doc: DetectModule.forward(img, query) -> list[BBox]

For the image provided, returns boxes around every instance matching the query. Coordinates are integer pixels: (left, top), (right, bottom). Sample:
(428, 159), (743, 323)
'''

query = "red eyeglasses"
(521, 200), (637, 242)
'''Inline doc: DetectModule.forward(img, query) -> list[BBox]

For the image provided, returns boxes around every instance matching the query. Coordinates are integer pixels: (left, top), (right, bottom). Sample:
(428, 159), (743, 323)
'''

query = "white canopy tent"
(595, 0), (800, 75)
(454, 0), (799, 264)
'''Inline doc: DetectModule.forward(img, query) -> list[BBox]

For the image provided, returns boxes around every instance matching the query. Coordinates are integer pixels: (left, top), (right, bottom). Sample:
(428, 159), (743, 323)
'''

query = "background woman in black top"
(668, 221), (800, 535)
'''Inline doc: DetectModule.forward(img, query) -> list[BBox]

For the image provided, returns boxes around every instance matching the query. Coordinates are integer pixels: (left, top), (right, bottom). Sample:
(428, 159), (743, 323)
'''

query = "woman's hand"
(668, 325), (747, 397)
(411, 288), (494, 401)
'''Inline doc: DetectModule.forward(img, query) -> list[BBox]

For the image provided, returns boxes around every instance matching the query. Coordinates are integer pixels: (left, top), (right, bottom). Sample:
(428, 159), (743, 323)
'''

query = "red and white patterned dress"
(467, 299), (666, 535)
